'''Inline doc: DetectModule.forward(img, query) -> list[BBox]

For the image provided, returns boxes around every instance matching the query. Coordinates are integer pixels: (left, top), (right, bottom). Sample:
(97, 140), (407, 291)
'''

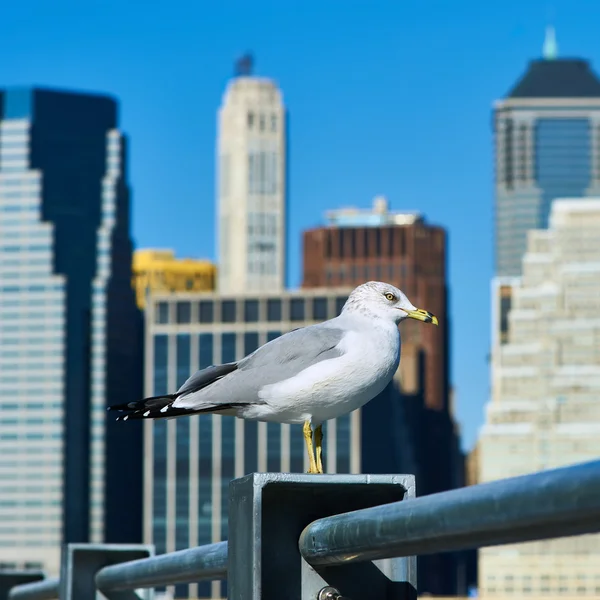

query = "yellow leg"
(303, 420), (318, 474)
(314, 424), (324, 474)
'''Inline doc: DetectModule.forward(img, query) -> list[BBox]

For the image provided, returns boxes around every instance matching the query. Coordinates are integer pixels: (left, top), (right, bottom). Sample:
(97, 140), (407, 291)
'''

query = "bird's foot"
(306, 463), (325, 475)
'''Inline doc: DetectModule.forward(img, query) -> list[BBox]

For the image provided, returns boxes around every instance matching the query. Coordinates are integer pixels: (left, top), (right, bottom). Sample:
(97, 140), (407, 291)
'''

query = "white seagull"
(109, 281), (438, 474)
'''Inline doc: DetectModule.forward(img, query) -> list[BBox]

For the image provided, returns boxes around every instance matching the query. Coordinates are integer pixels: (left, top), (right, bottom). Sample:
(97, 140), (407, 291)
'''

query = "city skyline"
(3, 1), (600, 453)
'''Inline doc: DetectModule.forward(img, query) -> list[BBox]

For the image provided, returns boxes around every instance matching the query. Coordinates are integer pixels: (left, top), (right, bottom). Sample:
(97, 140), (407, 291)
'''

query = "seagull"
(108, 281), (438, 474)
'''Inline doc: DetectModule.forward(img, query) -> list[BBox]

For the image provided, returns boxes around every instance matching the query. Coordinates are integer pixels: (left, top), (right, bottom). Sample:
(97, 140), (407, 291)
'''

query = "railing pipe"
(299, 459), (600, 566)
(95, 541), (227, 592)
(8, 577), (59, 600)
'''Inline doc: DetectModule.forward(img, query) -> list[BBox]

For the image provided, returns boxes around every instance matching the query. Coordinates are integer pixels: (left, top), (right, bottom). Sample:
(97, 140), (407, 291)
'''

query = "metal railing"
(7, 459), (600, 600)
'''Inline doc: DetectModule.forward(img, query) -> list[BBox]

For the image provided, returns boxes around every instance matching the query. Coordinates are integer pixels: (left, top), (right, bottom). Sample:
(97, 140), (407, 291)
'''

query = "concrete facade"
(480, 199), (600, 597)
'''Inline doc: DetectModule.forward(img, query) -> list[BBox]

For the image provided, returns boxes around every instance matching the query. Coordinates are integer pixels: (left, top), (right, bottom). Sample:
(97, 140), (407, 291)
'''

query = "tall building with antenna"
(216, 55), (287, 294)
(493, 27), (600, 278)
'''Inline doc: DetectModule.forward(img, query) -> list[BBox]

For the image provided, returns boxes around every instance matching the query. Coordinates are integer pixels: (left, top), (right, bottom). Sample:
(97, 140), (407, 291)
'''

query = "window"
(198, 333), (214, 369)
(267, 331), (281, 342)
(259, 114), (265, 131)
(156, 302), (169, 324)
(244, 300), (259, 323)
(267, 299), (281, 322)
(290, 298), (305, 321)
(153, 335), (168, 396)
(244, 332), (259, 355)
(244, 420), (258, 474)
(198, 301), (213, 323)
(312, 297), (328, 321)
(247, 112), (254, 128)
(176, 302), (191, 324)
(271, 114), (277, 131)
(221, 333), (236, 363)
(221, 300), (236, 323)
(176, 335), (191, 387)
(335, 296), (347, 315)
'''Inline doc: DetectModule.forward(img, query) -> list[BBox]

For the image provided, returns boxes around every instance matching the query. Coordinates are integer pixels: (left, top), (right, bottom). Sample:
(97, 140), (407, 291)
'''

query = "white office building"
(479, 199), (600, 597)
(216, 70), (287, 294)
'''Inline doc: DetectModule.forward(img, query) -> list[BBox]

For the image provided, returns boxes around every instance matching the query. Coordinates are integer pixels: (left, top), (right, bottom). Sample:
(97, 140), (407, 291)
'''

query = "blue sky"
(2, 0), (600, 450)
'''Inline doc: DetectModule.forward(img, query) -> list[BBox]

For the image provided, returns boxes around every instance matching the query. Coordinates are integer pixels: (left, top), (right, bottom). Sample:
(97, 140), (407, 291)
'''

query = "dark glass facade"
(0, 88), (143, 547)
(536, 118), (591, 225)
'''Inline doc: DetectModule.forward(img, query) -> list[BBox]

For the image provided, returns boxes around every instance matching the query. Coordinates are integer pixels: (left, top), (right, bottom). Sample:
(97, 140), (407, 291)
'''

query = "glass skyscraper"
(494, 50), (600, 277)
(0, 88), (143, 575)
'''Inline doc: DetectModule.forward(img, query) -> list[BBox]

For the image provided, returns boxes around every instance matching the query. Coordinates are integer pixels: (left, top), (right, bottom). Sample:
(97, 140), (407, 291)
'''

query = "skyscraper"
(494, 28), (600, 278)
(216, 59), (287, 294)
(0, 88), (143, 574)
(480, 198), (600, 596)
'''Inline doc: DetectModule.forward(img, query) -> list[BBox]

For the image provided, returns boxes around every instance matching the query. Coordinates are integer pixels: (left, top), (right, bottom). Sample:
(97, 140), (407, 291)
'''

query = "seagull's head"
(343, 281), (439, 326)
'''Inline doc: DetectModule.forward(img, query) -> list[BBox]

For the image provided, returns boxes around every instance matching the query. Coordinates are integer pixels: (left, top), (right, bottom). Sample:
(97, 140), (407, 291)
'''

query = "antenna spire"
(234, 53), (254, 77)
(543, 26), (558, 60)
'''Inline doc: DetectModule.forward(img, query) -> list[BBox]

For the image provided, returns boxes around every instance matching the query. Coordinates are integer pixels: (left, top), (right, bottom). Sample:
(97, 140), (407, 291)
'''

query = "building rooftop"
(505, 27), (600, 99)
(324, 196), (423, 228)
(507, 58), (600, 99)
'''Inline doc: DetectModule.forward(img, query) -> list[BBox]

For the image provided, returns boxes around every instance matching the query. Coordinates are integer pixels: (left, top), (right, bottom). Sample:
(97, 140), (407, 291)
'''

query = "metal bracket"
(59, 543), (154, 600)
(227, 472), (416, 600)
(0, 571), (44, 599)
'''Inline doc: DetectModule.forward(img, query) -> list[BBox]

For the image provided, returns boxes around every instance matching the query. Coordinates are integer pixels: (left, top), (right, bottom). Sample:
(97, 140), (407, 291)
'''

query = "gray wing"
(172, 323), (347, 410)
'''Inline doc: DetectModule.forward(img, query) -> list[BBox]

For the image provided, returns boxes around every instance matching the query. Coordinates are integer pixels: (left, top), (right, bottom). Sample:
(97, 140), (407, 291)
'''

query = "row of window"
(323, 226), (421, 259)
(485, 585), (600, 594)
(155, 296), (347, 325)
(321, 262), (411, 285)
(0, 244), (51, 253)
(247, 111), (278, 133)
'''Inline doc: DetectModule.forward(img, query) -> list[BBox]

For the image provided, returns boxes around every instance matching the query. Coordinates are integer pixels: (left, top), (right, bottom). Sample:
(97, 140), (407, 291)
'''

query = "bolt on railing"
(7, 459), (600, 600)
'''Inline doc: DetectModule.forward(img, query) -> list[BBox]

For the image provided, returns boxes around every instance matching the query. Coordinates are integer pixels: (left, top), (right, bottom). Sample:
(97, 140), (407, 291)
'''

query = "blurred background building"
(494, 27), (600, 279)
(216, 54), (288, 294)
(132, 248), (216, 309)
(480, 31), (600, 599)
(480, 198), (600, 597)
(0, 87), (143, 574)
(492, 29), (600, 355)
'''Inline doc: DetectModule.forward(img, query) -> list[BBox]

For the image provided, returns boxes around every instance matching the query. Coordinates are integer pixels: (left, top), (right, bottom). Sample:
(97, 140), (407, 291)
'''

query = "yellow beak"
(403, 308), (439, 326)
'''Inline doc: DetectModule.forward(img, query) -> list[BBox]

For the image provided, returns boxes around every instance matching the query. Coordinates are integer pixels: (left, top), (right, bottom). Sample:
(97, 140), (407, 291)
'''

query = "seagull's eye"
(384, 292), (396, 302)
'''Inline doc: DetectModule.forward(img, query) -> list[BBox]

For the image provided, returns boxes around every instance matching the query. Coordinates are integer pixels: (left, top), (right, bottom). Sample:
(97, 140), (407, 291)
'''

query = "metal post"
(227, 472), (416, 600)
(59, 543), (154, 600)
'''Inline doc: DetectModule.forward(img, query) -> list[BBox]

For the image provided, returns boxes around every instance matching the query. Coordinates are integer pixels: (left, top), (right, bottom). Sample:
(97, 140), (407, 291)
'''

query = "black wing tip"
(108, 394), (177, 412)
(114, 405), (197, 421)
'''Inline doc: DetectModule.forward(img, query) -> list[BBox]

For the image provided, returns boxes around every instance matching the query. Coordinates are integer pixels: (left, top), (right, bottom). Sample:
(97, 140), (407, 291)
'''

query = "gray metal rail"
(8, 459), (600, 599)
(299, 459), (600, 565)
(95, 541), (227, 592)
(8, 577), (59, 600)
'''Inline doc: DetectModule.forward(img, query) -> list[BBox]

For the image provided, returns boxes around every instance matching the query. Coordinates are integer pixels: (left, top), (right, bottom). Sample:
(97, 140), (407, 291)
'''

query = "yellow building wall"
(132, 249), (216, 308)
